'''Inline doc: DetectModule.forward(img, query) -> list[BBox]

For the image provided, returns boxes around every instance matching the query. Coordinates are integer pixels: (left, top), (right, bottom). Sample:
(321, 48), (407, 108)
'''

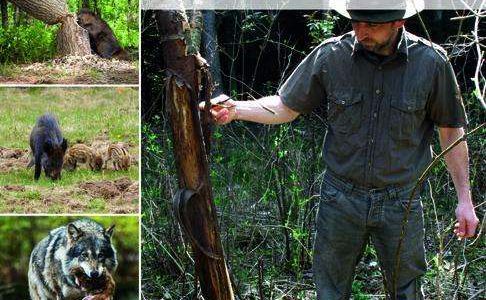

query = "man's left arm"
(438, 127), (479, 238)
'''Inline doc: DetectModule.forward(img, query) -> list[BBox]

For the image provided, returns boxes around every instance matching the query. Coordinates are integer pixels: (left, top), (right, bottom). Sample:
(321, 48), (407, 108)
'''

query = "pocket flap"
(391, 94), (427, 112)
(329, 90), (363, 106)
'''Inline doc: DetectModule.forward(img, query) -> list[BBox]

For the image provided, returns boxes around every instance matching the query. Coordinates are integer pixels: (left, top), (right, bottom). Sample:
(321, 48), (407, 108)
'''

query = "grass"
(0, 167), (138, 186)
(0, 88), (139, 213)
(0, 62), (18, 77)
(0, 87), (139, 148)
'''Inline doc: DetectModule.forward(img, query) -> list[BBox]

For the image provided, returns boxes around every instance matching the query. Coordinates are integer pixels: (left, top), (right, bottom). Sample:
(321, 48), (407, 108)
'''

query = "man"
(201, 0), (479, 298)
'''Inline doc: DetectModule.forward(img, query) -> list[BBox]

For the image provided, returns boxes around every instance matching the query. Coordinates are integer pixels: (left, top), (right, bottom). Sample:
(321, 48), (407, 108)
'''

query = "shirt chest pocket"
(327, 90), (364, 134)
(390, 94), (427, 141)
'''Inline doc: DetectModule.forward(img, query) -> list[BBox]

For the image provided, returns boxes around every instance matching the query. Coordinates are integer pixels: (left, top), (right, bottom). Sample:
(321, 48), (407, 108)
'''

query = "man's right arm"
(200, 94), (300, 125)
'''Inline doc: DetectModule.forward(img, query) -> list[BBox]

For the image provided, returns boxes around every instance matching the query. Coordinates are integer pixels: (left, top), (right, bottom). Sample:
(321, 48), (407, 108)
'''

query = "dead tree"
(8, 0), (91, 56)
(156, 10), (234, 300)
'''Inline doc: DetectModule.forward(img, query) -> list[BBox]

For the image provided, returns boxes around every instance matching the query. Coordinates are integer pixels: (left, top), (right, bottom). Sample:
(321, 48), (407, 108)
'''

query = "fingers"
(453, 221), (465, 239)
(197, 104), (231, 125)
(453, 218), (478, 239)
(465, 216), (479, 237)
(213, 108), (230, 124)
(197, 94), (234, 125)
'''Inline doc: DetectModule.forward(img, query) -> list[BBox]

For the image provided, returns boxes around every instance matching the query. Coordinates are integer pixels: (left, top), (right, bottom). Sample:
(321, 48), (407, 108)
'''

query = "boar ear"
(62, 139), (68, 152)
(105, 224), (115, 239)
(44, 141), (52, 153)
(67, 223), (83, 242)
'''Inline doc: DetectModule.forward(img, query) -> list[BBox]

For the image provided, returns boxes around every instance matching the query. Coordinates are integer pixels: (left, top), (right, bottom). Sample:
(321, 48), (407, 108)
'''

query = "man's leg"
(313, 181), (368, 300)
(370, 190), (427, 299)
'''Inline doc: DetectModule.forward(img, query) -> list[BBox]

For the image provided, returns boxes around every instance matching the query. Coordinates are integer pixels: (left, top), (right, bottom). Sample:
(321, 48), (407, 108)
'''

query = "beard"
(359, 30), (399, 55)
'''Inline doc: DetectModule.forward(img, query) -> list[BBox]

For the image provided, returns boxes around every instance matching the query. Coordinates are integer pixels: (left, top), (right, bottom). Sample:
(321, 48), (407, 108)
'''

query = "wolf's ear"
(62, 138), (68, 152)
(105, 224), (115, 239)
(67, 223), (83, 242)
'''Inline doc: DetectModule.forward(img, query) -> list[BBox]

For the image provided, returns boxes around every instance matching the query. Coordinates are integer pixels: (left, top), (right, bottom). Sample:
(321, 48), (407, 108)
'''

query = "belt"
(323, 170), (418, 199)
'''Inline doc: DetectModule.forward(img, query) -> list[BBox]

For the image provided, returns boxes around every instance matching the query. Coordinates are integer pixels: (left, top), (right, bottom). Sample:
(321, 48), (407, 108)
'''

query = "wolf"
(29, 113), (68, 181)
(28, 219), (117, 300)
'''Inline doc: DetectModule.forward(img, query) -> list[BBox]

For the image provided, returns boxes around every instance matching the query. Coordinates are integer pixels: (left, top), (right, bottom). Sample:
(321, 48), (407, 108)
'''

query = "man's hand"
(198, 94), (237, 125)
(454, 201), (479, 238)
(438, 127), (479, 239)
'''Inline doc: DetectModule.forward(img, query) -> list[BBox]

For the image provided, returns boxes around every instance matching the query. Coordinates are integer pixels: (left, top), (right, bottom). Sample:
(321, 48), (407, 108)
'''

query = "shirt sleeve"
(427, 59), (468, 128)
(278, 46), (326, 114)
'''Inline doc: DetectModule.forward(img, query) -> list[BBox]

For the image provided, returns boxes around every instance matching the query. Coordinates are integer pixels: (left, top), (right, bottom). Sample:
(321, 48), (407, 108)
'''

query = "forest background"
(142, 10), (485, 299)
(0, 0), (139, 63)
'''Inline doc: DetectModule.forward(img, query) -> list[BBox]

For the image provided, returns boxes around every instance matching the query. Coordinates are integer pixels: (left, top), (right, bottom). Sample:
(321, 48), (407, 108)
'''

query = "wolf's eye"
(98, 253), (105, 259)
(80, 252), (88, 260)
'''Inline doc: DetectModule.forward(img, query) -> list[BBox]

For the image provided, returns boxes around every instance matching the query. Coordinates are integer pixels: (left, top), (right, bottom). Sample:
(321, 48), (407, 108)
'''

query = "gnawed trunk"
(56, 14), (91, 56)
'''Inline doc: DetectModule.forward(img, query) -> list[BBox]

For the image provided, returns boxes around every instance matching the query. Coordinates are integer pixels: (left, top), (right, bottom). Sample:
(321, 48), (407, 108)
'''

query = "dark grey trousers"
(313, 172), (426, 300)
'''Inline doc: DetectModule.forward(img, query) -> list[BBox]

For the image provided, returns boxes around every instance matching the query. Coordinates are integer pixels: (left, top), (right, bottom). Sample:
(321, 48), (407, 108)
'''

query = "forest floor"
(0, 55), (138, 85)
(0, 88), (139, 213)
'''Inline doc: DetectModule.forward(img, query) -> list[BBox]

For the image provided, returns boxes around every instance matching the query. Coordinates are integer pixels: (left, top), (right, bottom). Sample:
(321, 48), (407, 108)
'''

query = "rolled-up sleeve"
(427, 59), (468, 128)
(278, 47), (327, 114)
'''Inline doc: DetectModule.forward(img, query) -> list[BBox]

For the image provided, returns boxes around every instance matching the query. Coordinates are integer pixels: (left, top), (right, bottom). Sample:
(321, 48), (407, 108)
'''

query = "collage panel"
(141, 4), (485, 300)
(0, 0), (139, 85)
(0, 215), (139, 299)
(0, 87), (139, 214)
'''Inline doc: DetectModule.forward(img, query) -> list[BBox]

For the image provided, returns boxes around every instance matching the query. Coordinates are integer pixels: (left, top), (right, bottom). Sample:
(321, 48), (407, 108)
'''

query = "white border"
(142, 0), (485, 10)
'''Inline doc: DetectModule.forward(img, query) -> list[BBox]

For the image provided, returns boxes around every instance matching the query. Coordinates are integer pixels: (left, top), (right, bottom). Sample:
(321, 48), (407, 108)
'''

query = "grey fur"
(28, 219), (117, 300)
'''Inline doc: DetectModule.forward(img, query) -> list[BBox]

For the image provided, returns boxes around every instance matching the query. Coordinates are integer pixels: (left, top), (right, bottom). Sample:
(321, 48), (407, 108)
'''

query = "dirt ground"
(0, 143), (139, 214)
(0, 147), (30, 173)
(0, 55), (138, 85)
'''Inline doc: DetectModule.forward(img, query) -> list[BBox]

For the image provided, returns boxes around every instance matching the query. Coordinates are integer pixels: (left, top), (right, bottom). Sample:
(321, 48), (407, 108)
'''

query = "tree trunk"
(56, 14), (91, 56)
(8, 0), (91, 56)
(156, 9), (234, 300)
(8, 0), (67, 24)
(202, 11), (223, 96)
(1, 0), (7, 29)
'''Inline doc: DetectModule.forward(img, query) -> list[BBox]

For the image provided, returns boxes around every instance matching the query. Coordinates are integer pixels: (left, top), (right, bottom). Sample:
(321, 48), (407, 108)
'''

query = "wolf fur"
(28, 219), (117, 300)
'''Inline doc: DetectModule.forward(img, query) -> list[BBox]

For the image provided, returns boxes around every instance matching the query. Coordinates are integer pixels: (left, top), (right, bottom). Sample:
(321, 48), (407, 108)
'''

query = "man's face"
(351, 20), (405, 54)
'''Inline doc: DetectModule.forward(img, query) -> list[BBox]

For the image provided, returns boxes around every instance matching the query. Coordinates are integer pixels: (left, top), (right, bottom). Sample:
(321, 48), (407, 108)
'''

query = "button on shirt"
(278, 29), (467, 188)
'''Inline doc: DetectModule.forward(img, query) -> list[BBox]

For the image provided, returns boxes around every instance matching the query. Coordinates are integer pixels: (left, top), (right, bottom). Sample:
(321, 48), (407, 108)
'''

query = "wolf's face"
(63, 224), (117, 282)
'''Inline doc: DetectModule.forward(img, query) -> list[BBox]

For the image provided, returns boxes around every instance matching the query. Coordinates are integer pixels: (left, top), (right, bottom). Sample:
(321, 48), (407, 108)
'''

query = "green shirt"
(278, 29), (467, 188)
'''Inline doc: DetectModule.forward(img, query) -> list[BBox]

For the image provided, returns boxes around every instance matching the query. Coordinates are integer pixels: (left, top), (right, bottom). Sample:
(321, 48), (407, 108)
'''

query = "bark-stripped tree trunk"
(8, 0), (91, 56)
(0, 0), (8, 29)
(156, 9), (234, 300)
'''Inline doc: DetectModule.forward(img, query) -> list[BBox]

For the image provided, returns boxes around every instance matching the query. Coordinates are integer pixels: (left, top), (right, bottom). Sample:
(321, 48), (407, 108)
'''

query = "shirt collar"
(351, 28), (409, 62)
